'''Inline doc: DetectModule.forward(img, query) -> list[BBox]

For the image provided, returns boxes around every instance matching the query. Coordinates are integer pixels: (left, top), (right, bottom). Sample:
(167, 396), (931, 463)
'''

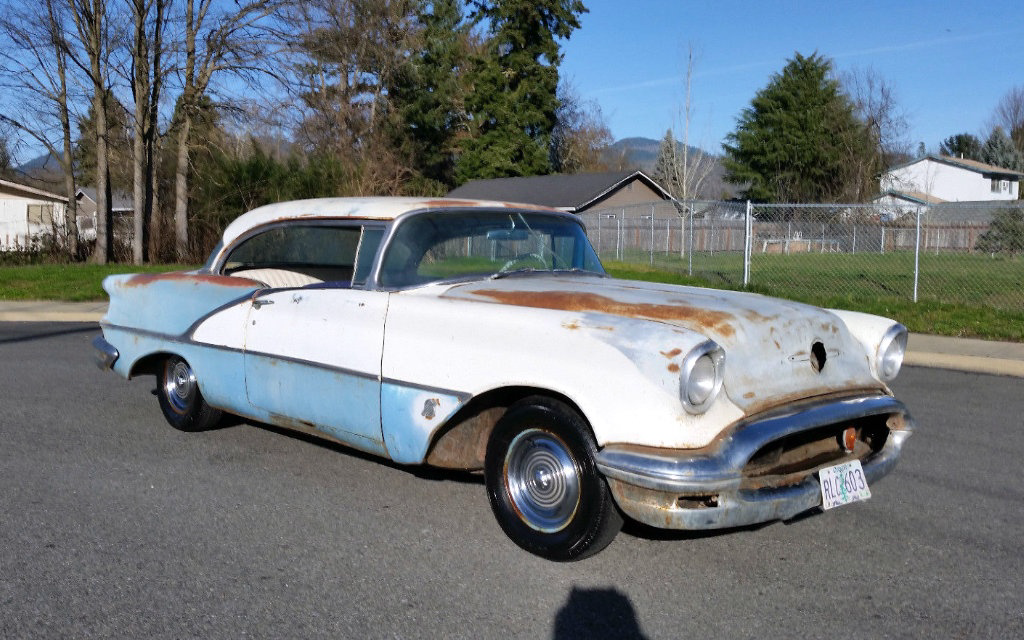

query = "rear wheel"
(485, 397), (622, 561)
(157, 356), (222, 432)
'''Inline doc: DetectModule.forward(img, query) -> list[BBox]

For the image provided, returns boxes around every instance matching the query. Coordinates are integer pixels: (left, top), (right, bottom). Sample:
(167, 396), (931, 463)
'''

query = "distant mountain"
(607, 137), (710, 172)
(607, 137), (736, 200)
(17, 152), (61, 173)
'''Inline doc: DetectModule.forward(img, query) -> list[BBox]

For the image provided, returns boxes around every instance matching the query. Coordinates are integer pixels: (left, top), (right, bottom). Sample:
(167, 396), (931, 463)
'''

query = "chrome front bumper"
(595, 394), (914, 530)
(92, 335), (119, 370)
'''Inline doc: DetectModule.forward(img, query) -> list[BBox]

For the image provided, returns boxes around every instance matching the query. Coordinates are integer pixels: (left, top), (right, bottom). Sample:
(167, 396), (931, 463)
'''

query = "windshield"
(377, 210), (605, 288)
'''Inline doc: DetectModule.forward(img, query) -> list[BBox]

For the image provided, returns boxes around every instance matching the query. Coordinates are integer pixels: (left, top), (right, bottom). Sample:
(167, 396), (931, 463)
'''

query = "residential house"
(75, 187), (135, 241)
(447, 170), (674, 215)
(0, 179), (68, 250)
(879, 155), (1023, 204)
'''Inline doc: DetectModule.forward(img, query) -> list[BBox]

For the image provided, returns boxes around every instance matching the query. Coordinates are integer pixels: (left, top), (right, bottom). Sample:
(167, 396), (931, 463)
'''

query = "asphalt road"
(1, 322), (1021, 639)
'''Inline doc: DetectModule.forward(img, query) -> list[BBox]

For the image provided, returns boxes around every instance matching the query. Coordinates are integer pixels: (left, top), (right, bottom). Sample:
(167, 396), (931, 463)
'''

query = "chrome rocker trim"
(595, 394), (914, 530)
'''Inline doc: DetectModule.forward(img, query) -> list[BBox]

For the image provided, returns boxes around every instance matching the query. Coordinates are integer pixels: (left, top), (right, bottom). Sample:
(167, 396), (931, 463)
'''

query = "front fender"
(380, 293), (745, 459)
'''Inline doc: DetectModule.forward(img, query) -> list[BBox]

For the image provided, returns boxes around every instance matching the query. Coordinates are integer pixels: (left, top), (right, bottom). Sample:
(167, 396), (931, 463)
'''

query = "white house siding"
(0, 188), (68, 250)
(881, 158), (1019, 202)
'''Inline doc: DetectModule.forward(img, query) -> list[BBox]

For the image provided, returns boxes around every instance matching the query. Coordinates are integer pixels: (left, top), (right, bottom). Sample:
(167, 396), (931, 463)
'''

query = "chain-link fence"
(580, 200), (1024, 312)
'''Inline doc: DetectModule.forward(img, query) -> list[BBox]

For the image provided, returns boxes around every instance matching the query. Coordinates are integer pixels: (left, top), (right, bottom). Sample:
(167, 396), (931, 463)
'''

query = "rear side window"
(222, 224), (384, 287)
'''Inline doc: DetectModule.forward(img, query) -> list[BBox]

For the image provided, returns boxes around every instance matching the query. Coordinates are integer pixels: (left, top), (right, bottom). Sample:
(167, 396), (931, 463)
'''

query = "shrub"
(975, 208), (1024, 254)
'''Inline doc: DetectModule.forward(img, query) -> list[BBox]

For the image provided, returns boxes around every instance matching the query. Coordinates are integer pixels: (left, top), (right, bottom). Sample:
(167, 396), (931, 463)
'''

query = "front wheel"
(157, 355), (222, 432)
(485, 397), (622, 561)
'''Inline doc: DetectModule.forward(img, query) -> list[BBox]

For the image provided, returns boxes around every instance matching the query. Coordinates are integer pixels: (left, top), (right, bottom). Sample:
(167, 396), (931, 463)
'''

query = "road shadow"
(239, 416), (484, 486)
(553, 586), (649, 640)
(620, 516), (775, 542)
(0, 322), (98, 345)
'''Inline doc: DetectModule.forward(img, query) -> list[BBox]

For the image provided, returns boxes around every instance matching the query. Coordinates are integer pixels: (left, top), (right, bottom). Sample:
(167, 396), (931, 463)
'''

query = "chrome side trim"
(596, 394), (912, 494)
(91, 336), (119, 370)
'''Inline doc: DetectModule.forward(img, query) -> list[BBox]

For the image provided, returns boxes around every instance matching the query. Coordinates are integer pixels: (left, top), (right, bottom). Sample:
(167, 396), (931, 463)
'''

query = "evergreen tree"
(455, 0), (586, 183)
(981, 127), (1024, 171)
(389, 0), (467, 190)
(722, 52), (875, 203)
(975, 208), (1024, 254)
(652, 129), (681, 196)
(938, 133), (983, 161)
(0, 135), (12, 179)
(74, 91), (133, 193)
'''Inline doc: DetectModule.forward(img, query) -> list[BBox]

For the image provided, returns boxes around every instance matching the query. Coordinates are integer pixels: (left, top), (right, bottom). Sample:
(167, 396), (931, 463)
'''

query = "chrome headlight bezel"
(876, 323), (908, 382)
(680, 340), (725, 414)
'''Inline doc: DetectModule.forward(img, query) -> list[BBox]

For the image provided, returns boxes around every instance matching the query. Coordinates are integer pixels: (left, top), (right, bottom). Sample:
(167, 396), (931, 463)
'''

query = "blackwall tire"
(485, 397), (622, 561)
(157, 356), (222, 432)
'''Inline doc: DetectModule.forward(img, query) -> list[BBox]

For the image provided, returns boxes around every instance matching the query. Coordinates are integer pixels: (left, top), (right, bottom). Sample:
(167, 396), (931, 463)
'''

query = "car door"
(243, 287), (389, 456)
(226, 221), (391, 456)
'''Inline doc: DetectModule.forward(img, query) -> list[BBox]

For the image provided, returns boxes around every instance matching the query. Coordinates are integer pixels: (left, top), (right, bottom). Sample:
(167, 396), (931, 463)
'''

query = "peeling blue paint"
(244, 353), (387, 456)
(381, 383), (466, 464)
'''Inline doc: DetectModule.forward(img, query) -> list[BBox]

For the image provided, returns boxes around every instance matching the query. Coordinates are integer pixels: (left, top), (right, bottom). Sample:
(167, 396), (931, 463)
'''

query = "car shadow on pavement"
(241, 419), (485, 486)
(0, 322), (98, 345)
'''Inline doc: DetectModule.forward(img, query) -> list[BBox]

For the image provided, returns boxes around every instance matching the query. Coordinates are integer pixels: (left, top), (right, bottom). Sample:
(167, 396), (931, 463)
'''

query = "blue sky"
(559, 0), (1024, 153)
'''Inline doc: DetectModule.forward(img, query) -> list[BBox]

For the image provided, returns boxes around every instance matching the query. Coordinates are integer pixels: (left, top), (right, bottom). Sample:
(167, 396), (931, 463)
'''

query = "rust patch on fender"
(121, 272), (260, 288)
(661, 348), (682, 359)
(562, 320), (581, 330)
(422, 398), (441, 420)
(667, 363), (680, 373)
(469, 289), (736, 337)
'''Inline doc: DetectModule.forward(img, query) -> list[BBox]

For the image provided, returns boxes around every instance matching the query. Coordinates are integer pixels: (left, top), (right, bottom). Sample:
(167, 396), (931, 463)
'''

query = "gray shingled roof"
(77, 187), (134, 212)
(448, 170), (671, 211)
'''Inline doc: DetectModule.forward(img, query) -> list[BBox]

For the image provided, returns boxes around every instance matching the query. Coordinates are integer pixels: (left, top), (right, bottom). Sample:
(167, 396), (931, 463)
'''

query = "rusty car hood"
(442, 276), (882, 413)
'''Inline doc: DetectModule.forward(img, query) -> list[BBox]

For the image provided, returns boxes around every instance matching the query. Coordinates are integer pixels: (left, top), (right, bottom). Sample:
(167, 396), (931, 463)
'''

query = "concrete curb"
(904, 352), (1024, 378)
(1, 301), (1022, 378)
(0, 301), (107, 323)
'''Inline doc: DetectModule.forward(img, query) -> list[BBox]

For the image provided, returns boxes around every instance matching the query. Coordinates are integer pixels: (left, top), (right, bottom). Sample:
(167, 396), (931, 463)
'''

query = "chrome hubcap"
(504, 429), (580, 533)
(164, 358), (196, 414)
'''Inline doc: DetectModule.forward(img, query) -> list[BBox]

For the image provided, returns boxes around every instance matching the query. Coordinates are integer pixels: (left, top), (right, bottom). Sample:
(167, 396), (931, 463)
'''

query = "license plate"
(818, 460), (871, 510)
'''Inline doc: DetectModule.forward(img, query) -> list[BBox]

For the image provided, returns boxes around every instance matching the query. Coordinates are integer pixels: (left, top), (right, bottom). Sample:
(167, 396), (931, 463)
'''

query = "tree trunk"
(92, 85), (112, 264)
(173, 115), (192, 260)
(131, 1), (149, 265)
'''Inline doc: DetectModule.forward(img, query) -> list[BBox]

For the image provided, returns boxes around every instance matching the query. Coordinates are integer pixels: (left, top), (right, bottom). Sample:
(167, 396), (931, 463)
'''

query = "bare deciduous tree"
(69, 0), (115, 263)
(551, 81), (614, 174)
(841, 66), (911, 166)
(675, 46), (715, 202)
(280, 0), (422, 193)
(170, 0), (281, 260)
(990, 86), (1024, 153)
(126, 0), (168, 264)
(0, 0), (82, 257)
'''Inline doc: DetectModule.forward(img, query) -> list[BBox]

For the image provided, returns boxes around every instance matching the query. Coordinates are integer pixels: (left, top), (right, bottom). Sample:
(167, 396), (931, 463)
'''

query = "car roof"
(220, 197), (563, 247)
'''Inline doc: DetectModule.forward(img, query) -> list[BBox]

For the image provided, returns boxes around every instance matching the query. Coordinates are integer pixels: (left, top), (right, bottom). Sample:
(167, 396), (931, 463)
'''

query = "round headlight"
(876, 324), (908, 382)
(680, 341), (725, 414)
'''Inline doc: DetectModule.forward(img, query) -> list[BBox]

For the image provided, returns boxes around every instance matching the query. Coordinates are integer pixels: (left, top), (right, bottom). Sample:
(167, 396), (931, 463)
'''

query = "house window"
(992, 178), (1010, 193)
(27, 204), (54, 226)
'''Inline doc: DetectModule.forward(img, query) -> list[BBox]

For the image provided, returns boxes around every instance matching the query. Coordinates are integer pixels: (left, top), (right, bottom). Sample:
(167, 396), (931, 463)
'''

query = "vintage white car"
(93, 197), (914, 560)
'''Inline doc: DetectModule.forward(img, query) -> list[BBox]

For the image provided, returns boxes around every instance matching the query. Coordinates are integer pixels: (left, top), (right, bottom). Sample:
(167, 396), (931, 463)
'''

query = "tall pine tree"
(722, 52), (875, 203)
(388, 0), (468, 190)
(652, 129), (682, 196)
(938, 133), (983, 161)
(455, 0), (586, 183)
(982, 127), (1024, 171)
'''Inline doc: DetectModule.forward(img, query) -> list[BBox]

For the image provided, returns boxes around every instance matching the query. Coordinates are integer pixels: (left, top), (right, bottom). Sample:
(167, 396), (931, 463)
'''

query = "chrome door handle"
(253, 298), (275, 309)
